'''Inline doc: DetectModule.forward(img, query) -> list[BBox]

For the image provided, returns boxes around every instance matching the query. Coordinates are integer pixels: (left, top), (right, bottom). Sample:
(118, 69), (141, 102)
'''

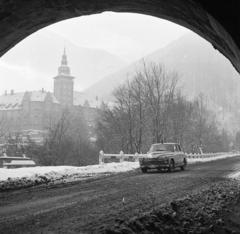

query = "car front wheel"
(168, 160), (174, 172)
(180, 159), (187, 170)
(141, 168), (148, 173)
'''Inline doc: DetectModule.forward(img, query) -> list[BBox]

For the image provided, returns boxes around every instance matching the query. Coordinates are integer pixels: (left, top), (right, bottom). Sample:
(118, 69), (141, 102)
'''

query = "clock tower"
(53, 47), (75, 108)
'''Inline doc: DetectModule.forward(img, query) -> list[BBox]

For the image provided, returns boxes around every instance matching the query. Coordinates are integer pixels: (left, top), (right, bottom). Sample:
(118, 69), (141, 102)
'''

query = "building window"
(46, 102), (51, 111)
(23, 114), (28, 124)
(23, 102), (28, 111)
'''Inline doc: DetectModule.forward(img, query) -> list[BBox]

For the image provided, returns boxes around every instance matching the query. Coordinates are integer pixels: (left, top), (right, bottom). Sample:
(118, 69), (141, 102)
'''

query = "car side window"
(175, 145), (180, 152)
(178, 145), (182, 151)
(173, 145), (176, 151)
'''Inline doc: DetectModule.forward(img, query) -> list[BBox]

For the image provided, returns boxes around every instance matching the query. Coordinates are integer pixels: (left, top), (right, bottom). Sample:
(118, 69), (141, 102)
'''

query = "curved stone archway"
(0, 0), (240, 72)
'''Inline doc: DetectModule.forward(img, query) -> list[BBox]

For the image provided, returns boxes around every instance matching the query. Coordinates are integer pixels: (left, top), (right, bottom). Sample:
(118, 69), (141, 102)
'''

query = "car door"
(177, 145), (184, 165)
(174, 144), (182, 166)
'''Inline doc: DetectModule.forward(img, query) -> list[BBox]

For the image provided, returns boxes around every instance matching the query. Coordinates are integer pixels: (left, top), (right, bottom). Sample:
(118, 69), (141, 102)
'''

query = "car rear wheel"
(168, 160), (174, 172)
(180, 159), (187, 170)
(141, 168), (148, 173)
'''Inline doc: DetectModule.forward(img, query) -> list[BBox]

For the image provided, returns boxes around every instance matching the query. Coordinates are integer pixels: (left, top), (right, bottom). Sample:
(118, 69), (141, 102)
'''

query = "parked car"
(139, 143), (187, 173)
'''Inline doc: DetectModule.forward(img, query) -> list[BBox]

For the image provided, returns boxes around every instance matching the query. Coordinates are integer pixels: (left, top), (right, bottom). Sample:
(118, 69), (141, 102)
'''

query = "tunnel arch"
(0, 0), (240, 73)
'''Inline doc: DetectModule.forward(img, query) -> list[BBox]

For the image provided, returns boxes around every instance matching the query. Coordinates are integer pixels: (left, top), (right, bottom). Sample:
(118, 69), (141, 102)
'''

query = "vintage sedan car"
(139, 143), (187, 173)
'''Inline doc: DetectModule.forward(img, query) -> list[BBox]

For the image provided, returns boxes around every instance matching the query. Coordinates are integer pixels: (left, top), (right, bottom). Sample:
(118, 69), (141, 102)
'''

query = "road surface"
(0, 156), (240, 234)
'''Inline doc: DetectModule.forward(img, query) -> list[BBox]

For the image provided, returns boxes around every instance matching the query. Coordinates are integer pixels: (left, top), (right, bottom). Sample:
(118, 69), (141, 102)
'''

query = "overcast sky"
(0, 12), (190, 93)
(47, 12), (190, 62)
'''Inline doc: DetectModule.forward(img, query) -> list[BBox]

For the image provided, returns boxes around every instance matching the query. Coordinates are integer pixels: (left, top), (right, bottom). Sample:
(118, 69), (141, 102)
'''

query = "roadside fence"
(99, 150), (239, 164)
(99, 150), (146, 164)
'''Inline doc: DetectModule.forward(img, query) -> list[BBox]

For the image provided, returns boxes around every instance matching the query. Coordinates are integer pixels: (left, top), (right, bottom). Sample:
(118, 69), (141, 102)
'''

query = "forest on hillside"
(95, 61), (233, 154)
(86, 33), (240, 134)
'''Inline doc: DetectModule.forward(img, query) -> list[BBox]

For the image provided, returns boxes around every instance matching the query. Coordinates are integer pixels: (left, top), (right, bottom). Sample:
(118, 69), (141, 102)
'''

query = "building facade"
(0, 48), (104, 135)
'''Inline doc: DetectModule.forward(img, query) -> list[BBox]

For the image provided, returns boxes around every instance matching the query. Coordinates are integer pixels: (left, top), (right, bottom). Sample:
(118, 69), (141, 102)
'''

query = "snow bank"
(228, 171), (240, 178)
(0, 162), (139, 181)
(0, 153), (239, 182)
(187, 153), (239, 164)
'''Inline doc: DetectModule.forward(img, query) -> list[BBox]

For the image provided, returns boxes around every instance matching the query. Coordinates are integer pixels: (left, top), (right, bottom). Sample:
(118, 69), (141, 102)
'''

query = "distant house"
(0, 47), (106, 135)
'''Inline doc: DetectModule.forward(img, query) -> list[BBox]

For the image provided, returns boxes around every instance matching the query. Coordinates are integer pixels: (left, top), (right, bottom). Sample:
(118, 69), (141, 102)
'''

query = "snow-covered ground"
(229, 171), (240, 178)
(0, 153), (239, 182)
(0, 162), (139, 181)
(187, 153), (239, 164)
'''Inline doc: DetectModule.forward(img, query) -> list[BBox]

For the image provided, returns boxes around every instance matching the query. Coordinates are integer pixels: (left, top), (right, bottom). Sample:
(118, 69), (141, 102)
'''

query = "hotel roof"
(0, 91), (59, 110)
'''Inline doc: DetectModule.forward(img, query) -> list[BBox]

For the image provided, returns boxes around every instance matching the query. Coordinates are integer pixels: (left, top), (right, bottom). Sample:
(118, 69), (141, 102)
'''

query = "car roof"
(152, 143), (178, 146)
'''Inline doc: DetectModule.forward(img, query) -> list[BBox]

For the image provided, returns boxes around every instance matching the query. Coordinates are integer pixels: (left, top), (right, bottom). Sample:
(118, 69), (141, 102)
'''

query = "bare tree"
(135, 60), (179, 143)
(97, 60), (179, 153)
(43, 108), (72, 165)
(38, 107), (98, 166)
(112, 80), (136, 153)
(186, 94), (218, 153)
(97, 103), (128, 153)
(166, 91), (195, 149)
(130, 76), (150, 153)
(97, 61), (231, 154)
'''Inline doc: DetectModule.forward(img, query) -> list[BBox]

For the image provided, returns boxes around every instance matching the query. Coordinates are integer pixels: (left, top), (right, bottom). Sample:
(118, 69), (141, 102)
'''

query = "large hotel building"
(0, 48), (105, 139)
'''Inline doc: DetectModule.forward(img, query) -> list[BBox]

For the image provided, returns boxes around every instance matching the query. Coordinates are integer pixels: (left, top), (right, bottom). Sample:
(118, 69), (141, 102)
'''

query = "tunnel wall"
(0, 0), (240, 72)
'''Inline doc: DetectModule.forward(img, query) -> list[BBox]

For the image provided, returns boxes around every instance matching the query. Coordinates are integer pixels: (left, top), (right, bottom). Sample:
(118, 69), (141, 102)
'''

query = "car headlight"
(148, 153), (153, 158)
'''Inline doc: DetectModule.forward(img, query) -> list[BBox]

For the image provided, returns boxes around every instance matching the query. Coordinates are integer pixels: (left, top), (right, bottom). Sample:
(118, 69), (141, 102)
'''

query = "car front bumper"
(139, 158), (170, 169)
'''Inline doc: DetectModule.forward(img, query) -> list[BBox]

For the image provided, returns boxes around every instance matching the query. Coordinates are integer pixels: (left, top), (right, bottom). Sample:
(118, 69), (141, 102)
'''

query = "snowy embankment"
(0, 153), (239, 191)
(0, 162), (140, 191)
(0, 162), (139, 181)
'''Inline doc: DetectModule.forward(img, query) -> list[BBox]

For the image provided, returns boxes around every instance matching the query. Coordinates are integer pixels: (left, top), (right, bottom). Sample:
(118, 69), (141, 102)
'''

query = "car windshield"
(149, 144), (174, 152)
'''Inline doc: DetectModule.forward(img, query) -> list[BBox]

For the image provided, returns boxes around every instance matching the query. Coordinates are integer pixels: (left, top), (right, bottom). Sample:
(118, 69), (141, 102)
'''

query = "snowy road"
(0, 155), (240, 234)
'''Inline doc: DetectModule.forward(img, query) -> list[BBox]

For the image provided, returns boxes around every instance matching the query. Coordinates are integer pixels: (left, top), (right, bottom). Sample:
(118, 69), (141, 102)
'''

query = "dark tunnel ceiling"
(0, 0), (240, 73)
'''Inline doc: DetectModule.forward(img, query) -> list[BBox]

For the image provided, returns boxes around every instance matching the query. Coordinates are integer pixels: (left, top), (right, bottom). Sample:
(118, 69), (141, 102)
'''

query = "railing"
(99, 150), (147, 164)
(99, 150), (238, 164)
(186, 152), (226, 158)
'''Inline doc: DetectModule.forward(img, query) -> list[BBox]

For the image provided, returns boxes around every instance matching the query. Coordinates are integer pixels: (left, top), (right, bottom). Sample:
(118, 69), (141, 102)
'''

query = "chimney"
(96, 95), (98, 101)
(42, 88), (44, 93)
(5, 90), (7, 96)
(11, 90), (14, 95)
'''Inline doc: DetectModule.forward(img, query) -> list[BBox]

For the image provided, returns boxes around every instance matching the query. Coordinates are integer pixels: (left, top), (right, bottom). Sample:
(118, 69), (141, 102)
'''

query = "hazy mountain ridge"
(1, 29), (129, 92)
(85, 33), (240, 131)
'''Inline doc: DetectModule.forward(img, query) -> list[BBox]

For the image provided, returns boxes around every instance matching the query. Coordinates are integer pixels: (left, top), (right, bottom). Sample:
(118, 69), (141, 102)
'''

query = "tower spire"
(64, 40), (66, 55)
(58, 41), (70, 74)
